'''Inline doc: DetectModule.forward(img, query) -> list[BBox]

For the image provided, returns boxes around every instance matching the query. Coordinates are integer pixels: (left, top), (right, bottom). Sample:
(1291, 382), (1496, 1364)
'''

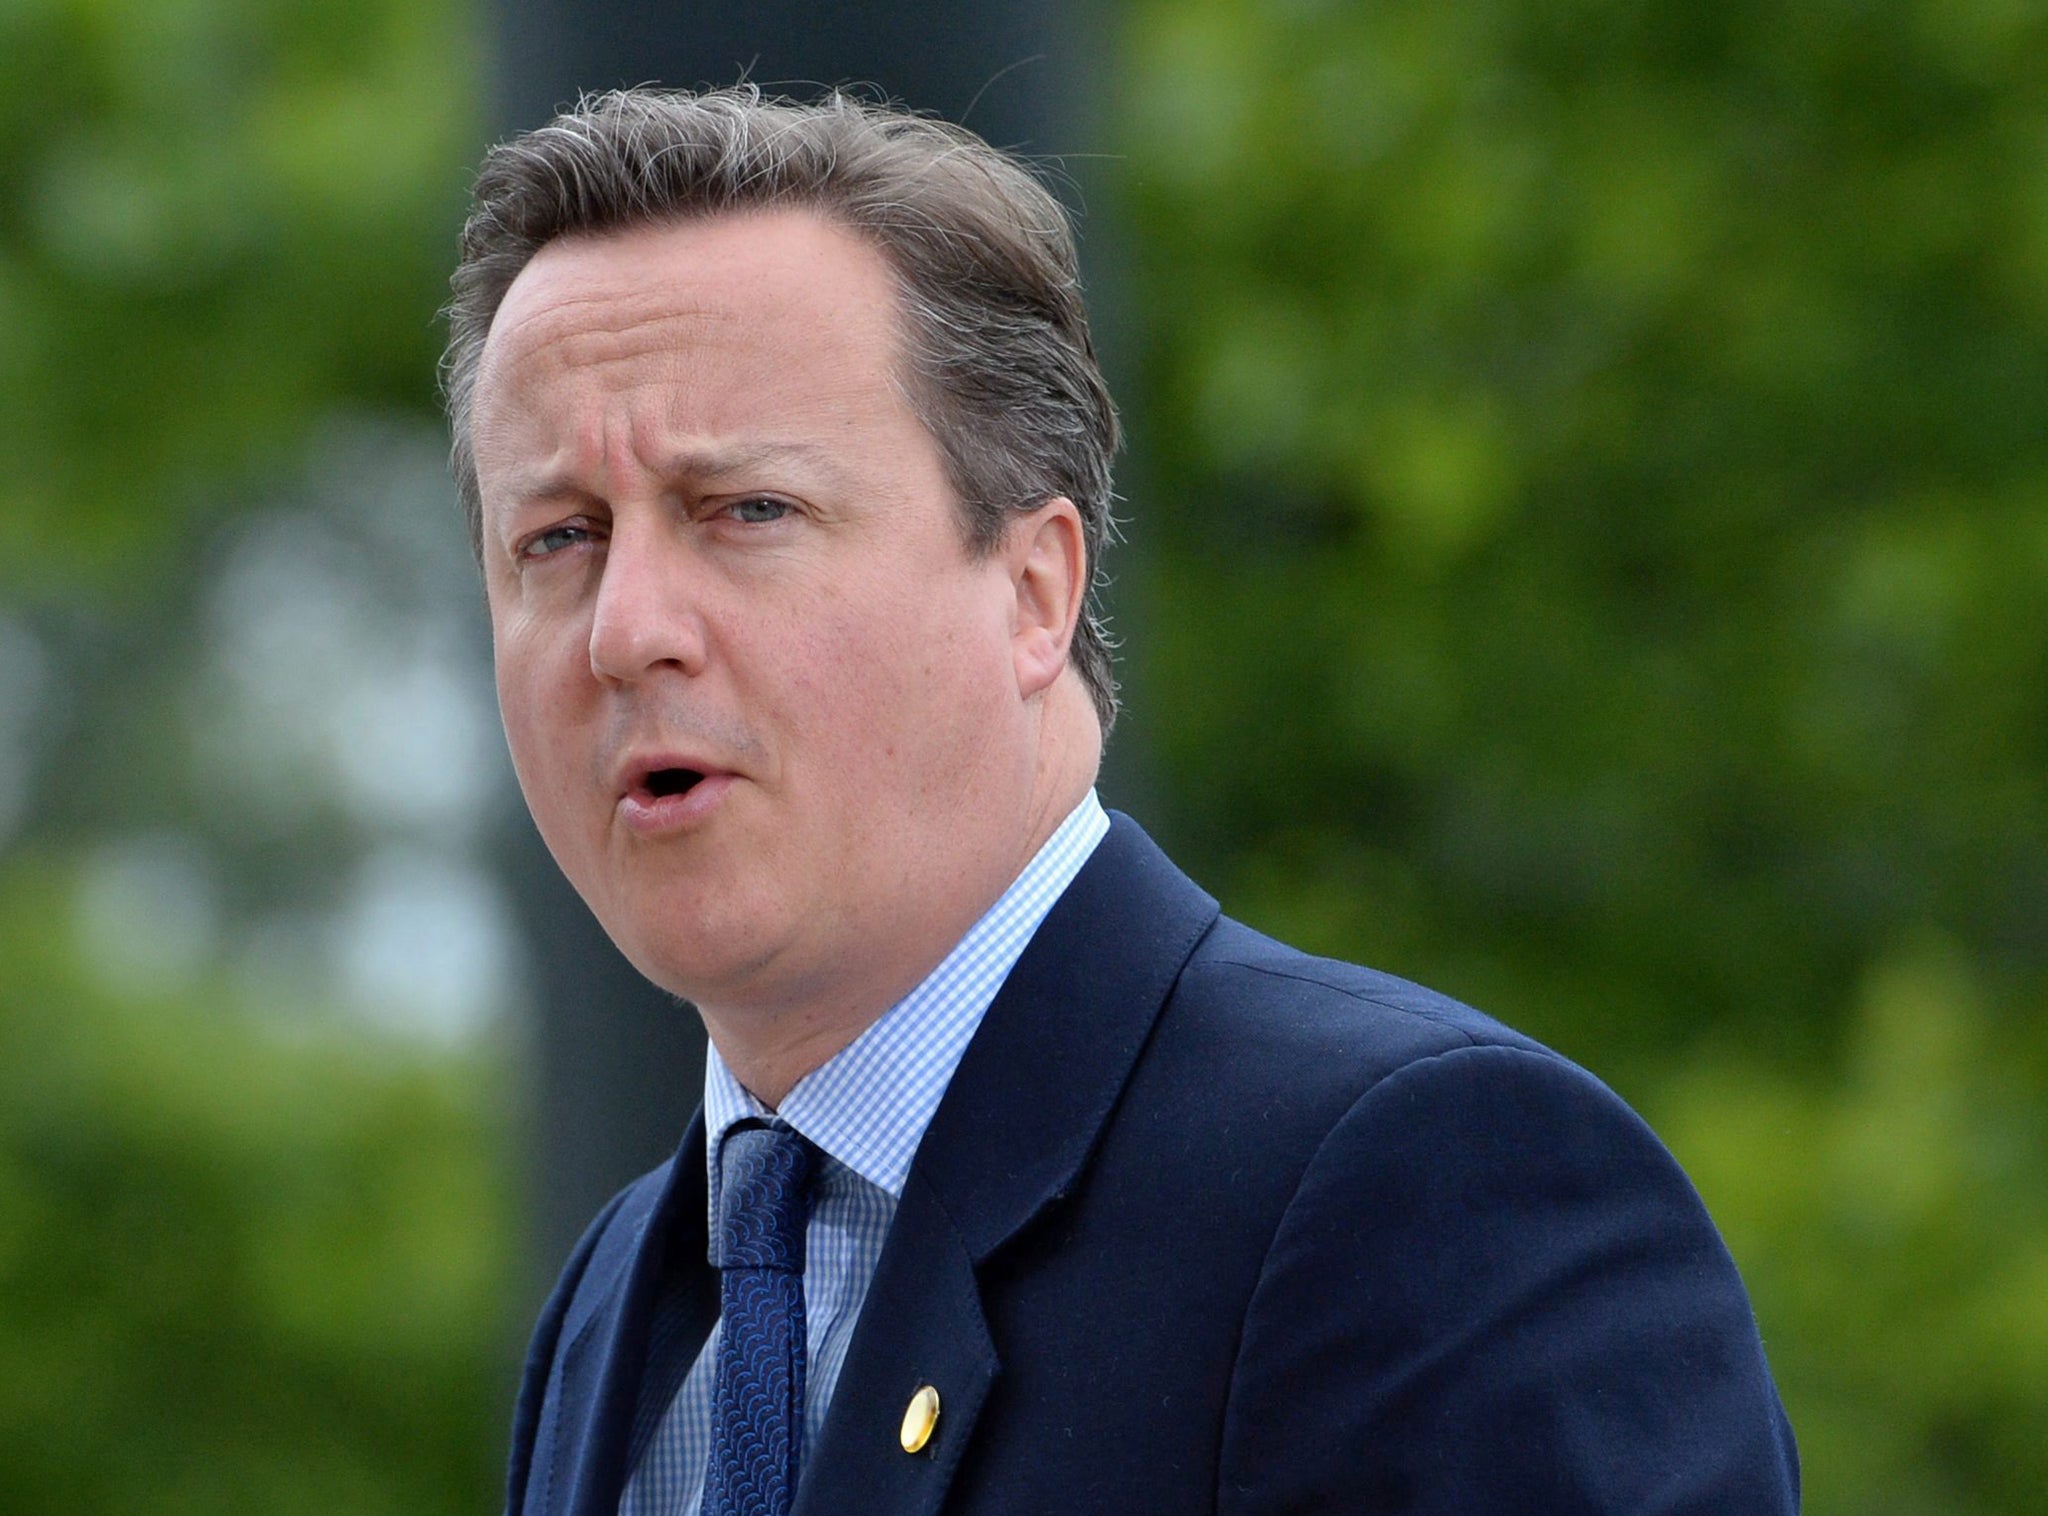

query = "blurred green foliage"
(0, 0), (475, 592)
(1120, 0), (2048, 1510)
(0, 858), (510, 1515)
(0, 0), (509, 1513)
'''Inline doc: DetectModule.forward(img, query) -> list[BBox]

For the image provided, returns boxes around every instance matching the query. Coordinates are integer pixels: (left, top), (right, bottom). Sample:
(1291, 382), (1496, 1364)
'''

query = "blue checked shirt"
(620, 791), (1109, 1515)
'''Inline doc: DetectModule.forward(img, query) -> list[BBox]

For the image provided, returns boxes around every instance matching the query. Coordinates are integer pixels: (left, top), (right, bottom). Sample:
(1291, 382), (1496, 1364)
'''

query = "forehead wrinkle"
(494, 292), (744, 380)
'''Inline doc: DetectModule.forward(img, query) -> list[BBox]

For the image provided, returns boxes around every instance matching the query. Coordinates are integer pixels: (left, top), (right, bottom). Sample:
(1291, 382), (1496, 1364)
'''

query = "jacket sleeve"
(1217, 1042), (1799, 1515)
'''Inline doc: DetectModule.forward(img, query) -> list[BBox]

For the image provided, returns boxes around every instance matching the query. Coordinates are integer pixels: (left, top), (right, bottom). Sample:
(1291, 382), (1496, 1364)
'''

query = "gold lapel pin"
(899, 1384), (941, 1454)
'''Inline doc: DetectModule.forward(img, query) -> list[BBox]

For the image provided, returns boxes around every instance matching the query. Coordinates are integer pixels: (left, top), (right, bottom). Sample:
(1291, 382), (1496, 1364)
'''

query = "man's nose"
(586, 526), (709, 684)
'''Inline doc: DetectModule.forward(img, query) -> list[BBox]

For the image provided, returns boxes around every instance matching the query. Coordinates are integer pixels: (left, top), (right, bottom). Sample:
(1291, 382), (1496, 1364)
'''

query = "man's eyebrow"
(502, 441), (850, 503)
(656, 440), (847, 484)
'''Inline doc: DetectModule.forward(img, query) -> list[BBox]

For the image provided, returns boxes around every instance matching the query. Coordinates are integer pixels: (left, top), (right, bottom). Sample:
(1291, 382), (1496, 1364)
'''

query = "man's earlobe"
(1011, 497), (1087, 699)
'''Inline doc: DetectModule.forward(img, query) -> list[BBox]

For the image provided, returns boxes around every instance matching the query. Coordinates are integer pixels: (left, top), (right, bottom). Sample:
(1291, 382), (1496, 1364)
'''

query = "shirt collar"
(704, 789), (1109, 1204)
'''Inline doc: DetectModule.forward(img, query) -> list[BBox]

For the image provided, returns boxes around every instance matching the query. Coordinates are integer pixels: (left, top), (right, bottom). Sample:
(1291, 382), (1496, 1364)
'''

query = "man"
(445, 87), (1799, 1515)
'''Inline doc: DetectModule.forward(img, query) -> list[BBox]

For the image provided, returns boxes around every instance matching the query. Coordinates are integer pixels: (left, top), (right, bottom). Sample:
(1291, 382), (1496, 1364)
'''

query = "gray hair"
(443, 85), (1120, 730)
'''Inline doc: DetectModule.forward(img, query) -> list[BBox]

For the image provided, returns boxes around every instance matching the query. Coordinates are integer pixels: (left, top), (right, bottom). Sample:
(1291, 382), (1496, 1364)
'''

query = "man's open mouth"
(642, 767), (705, 798)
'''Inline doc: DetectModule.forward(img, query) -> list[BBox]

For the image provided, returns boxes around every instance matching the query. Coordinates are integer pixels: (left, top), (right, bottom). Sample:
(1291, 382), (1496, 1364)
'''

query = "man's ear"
(1005, 497), (1087, 700)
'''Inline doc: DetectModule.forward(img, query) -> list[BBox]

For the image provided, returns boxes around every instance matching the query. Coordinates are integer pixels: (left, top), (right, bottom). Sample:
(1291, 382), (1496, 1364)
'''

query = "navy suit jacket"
(507, 815), (1799, 1514)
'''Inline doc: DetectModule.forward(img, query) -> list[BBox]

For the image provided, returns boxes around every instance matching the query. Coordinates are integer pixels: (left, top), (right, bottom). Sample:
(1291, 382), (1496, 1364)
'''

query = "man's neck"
(713, 823), (1100, 1107)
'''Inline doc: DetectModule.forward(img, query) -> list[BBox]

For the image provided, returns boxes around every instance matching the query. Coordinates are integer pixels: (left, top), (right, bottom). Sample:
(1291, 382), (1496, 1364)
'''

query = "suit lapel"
(792, 814), (1220, 1515)
(544, 1117), (718, 1516)
(788, 1163), (998, 1516)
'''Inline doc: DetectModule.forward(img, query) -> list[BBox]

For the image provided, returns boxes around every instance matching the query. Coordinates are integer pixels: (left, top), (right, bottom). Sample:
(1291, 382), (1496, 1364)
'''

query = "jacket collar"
(896, 811), (1219, 1260)
(541, 813), (1219, 1516)
(790, 813), (1220, 1515)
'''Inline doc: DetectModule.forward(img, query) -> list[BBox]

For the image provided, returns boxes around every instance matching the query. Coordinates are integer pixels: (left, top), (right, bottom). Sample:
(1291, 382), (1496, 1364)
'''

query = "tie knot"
(716, 1124), (817, 1273)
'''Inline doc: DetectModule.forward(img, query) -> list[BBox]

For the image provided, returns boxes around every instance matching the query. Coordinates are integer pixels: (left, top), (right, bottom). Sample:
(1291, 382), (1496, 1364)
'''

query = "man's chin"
(616, 925), (792, 1015)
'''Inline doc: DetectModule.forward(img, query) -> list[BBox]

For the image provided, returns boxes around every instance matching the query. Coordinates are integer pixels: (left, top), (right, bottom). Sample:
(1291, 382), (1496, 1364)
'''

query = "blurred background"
(2, 0), (2045, 1512)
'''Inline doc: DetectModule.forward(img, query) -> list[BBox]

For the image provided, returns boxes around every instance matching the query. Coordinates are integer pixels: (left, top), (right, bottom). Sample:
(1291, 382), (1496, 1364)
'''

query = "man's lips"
(616, 750), (720, 796)
(614, 754), (739, 834)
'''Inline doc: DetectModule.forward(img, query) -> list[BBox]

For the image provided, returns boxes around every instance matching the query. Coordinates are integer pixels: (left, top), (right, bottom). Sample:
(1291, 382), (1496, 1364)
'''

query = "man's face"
(470, 211), (1043, 1027)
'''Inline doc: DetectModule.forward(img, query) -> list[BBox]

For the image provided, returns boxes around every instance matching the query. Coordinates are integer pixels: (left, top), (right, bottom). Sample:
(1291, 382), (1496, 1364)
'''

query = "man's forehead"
(483, 279), (739, 384)
(467, 209), (945, 510)
(490, 211), (896, 350)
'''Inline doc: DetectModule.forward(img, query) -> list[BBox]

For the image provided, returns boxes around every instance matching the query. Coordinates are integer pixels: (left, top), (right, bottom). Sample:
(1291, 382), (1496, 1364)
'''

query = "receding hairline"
(485, 199), (915, 327)
(474, 205), (897, 382)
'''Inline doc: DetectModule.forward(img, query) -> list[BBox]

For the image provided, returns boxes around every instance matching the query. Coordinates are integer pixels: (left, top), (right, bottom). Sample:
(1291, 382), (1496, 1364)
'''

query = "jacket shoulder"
(1170, 913), (1560, 1096)
(1160, 922), (1800, 1513)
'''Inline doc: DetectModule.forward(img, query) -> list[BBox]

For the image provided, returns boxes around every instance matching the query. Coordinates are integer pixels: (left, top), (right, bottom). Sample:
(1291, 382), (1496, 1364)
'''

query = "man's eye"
(727, 497), (791, 524)
(523, 523), (593, 558)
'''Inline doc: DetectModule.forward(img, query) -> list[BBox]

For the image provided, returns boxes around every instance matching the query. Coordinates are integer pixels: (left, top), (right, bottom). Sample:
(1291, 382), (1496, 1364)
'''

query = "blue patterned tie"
(705, 1123), (818, 1516)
